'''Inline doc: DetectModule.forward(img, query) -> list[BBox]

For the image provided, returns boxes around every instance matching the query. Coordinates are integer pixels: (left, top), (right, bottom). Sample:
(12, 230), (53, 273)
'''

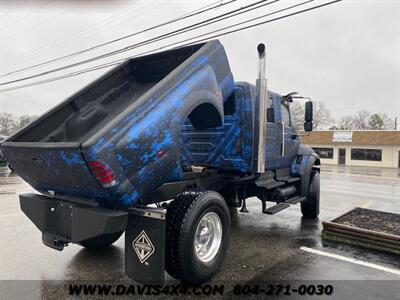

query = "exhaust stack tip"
(257, 43), (265, 58)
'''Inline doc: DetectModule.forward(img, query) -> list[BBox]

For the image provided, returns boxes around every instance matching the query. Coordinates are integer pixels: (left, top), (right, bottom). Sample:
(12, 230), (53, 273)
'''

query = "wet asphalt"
(0, 165), (399, 299)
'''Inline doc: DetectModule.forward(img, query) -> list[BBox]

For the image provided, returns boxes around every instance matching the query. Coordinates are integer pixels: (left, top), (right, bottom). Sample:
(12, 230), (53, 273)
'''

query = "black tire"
(166, 191), (230, 284)
(301, 170), (320, 219)
(80, 231), (123, 249)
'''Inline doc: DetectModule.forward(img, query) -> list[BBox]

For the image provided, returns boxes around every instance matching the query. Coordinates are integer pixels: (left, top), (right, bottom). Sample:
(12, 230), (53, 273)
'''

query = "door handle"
(279, 121), (285, 156)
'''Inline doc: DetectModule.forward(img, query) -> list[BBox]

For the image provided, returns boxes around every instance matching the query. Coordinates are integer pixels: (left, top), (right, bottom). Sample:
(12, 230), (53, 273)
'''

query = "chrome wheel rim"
(194, 212), (222, 263)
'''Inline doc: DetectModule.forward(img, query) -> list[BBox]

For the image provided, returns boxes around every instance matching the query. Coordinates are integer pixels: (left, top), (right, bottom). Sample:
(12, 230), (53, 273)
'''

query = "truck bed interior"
(9, 43), (205, 143)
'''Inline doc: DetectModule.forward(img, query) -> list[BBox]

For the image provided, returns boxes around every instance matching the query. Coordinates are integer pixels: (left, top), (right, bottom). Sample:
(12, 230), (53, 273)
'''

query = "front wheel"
(301, 170), (320, 219)
(166, 191), (231, 284)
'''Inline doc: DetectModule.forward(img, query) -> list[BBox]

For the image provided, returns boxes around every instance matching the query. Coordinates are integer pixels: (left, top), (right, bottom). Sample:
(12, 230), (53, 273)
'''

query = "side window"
(224, 93), (236, 115)
(281, 103), (291, 127)
(266, 95), (274, 122)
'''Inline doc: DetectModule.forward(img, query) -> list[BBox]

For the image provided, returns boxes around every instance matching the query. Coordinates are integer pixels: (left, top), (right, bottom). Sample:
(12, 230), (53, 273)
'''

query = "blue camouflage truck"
(1, 40), (319, 284)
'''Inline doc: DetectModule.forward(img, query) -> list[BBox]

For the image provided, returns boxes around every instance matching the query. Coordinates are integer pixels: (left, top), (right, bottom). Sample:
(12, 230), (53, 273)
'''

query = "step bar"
(262, 196), (306, 215)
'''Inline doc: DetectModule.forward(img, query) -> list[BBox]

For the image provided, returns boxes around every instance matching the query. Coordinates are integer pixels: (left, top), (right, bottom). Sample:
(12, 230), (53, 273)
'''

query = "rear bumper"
(20, 193), (128, 250)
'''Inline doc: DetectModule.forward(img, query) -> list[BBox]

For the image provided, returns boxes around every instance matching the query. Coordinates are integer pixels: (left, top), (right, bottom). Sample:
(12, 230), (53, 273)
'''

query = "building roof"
(300, 130), (400, 146)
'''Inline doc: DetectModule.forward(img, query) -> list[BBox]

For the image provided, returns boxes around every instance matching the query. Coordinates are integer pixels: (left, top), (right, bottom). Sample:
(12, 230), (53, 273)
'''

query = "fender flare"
(300, 153), (320, 197)
(182, 90), (224, 130)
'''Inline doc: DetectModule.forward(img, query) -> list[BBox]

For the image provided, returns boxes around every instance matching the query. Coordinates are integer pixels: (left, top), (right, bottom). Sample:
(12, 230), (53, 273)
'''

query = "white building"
(301, 130), (400, 168)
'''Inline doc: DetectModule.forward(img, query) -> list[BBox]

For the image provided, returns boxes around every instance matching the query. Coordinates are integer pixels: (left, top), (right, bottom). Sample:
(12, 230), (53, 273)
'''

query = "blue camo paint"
(2, 148), (112, 207)
(182, 86), (302, 174)
(60, 151), (85, 166)
(78, 41), (235, 208)
(2, 40), (307, 210)
(193, 54), (208, 67)
(181, 83), (253, 172)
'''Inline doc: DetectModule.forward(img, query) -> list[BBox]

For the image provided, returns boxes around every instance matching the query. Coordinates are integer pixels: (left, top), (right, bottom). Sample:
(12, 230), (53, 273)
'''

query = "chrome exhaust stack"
(254, 43), (267, 173)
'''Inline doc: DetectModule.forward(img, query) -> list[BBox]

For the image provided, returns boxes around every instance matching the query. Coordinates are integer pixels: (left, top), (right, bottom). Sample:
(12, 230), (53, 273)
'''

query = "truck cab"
(181, 84), (301, 171)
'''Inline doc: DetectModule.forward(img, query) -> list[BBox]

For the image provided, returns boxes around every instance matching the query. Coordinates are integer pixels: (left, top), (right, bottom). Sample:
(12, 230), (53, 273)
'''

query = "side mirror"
(305, 101), (313, 122)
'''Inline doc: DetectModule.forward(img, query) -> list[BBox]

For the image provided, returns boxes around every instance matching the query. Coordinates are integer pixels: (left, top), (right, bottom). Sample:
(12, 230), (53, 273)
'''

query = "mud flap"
(125, 207), (166, 285)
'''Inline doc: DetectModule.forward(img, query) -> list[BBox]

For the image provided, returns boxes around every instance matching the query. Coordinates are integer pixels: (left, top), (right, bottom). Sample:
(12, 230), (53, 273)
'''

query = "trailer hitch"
(42, 234), (68, 251)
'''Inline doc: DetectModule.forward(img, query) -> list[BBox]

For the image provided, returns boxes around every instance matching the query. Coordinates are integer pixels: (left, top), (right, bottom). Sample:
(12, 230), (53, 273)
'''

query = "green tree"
(368, 113), (394, 130)
(368, 113), (384, 130)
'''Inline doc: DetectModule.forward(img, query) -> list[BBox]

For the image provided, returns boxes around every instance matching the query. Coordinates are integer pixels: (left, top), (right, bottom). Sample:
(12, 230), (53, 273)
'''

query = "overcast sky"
(0, 0), (399, 122)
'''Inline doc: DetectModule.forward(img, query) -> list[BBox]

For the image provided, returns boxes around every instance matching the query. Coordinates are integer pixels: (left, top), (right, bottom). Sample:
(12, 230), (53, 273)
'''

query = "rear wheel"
(301, 170), (320, 219)
(166, 191), (230, 284)
(80, 231), (123, 249)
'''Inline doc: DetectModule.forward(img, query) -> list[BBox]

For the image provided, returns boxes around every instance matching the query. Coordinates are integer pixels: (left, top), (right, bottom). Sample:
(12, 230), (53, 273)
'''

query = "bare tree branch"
(312, 101), (334, 129)
(352, 110), (370, 130)
(0, 112), (16, 136)
(336, 115), (354, 130)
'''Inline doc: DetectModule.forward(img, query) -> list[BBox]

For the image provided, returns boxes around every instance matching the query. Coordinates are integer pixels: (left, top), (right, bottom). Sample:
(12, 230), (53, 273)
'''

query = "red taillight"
(89, 161), (98, 166)
(98, 174), (115, 184)
(92, 165), (106, 173)
(95, 170), (111, 178)
(88, 160), (116, 188)
(156, 149), (166, 158)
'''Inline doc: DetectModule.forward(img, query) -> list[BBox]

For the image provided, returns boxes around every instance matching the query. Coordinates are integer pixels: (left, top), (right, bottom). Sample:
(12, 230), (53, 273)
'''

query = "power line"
(0, 0), (268, 84)
(2, 0), (155, 70)
(0, 0), (212, 73)
(1, 0), (231, 77)
(0, 92), (47, 108)
(0, 0), (343, 93)
(0, 0), (334, 91)
(0, 1), (52, 31)
(0, 1), (25, 18)
(1, 0), (156, 69)
(0, 0), (231, 78)
(3, 6), (75, 39)
(177, 0), (315, 45)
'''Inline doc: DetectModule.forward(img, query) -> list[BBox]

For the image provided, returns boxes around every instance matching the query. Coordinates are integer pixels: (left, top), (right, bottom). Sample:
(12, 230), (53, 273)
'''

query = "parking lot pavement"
(0, 165), (399, 298)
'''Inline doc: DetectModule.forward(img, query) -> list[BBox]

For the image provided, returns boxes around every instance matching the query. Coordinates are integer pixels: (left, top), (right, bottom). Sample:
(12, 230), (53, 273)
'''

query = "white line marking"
(321, 188), (398, 201)
(322, 171), (400, 181)
(300, 247), (400, 276)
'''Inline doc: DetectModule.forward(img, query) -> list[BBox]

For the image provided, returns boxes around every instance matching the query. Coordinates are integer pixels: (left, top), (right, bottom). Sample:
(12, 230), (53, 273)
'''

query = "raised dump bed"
(322, 207), (400, 255)
(1, 40), (234, 208)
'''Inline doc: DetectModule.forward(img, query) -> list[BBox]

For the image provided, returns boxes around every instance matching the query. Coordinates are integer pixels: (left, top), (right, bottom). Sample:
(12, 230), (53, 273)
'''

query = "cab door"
(279, 101), (300, 168)
(264, 93), (299, 169)
(265, 93), (281, 169)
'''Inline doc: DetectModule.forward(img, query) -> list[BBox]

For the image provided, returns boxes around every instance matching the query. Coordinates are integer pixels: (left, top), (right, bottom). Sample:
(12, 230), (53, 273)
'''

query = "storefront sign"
(333, 131), (353, 142)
